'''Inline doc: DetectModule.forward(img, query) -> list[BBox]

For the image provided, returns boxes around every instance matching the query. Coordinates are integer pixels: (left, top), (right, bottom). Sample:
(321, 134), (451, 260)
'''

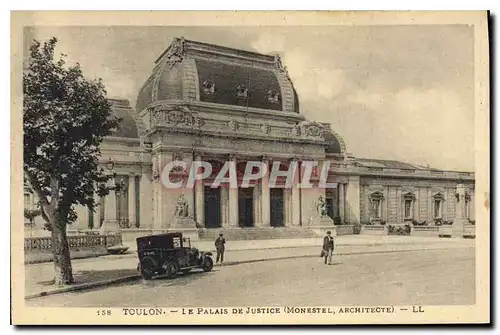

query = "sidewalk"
(124, 234), (473, 253)
(25, 236), (474, 299)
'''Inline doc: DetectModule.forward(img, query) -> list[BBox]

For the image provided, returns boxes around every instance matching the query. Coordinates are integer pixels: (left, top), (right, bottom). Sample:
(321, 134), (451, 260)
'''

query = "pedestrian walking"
(322, 231), (334, 265)
(215, 233), (226, 265)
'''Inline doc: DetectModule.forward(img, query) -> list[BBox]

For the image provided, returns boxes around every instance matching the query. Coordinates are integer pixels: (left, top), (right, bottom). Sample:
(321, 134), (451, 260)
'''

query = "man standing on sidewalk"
(323, 231), (334, 265)
(215, 233), (226, 265)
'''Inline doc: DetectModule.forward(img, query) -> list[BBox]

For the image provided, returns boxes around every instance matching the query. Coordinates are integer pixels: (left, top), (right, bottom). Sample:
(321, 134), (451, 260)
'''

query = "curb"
(25, 274), (141, 300)
(25, 245), (467, 300)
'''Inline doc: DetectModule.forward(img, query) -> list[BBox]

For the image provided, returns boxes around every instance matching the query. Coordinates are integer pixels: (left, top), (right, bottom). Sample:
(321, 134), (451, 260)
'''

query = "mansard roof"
(136, 37), (300, 114)
(354, 158), (427, 170)
(108, 99), (141, 138)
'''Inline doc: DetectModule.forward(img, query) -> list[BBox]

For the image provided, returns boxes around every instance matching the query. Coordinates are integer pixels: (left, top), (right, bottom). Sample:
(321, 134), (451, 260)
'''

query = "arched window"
(369, 192), (384, 219)
(432, 193), (445, 219)
(403, 192), (416, 220)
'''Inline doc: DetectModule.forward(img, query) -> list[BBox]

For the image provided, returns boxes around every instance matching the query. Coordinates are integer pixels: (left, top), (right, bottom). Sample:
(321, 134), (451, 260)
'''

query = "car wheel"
(141, 267), (153, 280)
(165, 261), (180, 279)
(202, 257), (214, 272)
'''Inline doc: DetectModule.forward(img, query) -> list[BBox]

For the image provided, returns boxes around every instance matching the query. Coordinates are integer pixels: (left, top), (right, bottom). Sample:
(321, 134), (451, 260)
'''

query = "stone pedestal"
(309, 215), (334, 227)
(452, 218), (467, 238)
(171, 216), (197, 229)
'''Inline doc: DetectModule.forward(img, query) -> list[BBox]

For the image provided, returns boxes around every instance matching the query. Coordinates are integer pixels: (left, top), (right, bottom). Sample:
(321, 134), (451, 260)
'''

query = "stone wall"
(359, 177), (474, 225)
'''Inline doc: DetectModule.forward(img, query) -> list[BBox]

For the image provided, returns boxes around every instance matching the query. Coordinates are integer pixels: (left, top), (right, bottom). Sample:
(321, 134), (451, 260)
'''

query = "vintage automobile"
(136, 232), (213, 280)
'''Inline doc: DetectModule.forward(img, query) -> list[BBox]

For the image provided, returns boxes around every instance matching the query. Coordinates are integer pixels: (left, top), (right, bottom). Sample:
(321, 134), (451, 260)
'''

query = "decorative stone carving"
(193, 116), (205, 129)
(316, 195), (327, 218)
(151, 105), (196, 128)
(261, 124), (271, 135)
(152, 154), (160, 179)
(165, 37), (186, 68)
(267, 90), (280, 104)
(202, 80), (215, 95)
(298, 121), (324, 138)
(228, 120), (240, 131)
(291, 124), (301, 136)
(174, 194), (189, 218)
(172, 152), (183, 161)
(236, 85), (248, 99)
(274, 54), (288, 75)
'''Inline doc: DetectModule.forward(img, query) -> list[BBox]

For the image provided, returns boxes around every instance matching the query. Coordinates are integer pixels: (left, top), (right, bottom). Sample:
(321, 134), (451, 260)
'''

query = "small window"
(403, 193), (416, 219)
(372, 199), (382, 218)
(173, 237), (182, 248)
(369, 192), (384, 219)
(434, 200), (441, 218)
(236, 85), (248, 99)
(404, 200), (412, 218)
(202, 80), (215, 95)
(268, 90), (280, 103)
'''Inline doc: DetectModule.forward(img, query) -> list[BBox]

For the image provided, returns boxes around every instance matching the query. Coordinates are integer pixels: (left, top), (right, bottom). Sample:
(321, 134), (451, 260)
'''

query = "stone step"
(198, 227), (320, 241)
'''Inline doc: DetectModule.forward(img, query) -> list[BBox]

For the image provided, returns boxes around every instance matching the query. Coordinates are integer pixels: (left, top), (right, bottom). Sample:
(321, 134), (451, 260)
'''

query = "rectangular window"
(173, 237), (181, 248)
(372, 199), (381, 218)
(404, 200), (413, 218)
(434, 200), (441, 218)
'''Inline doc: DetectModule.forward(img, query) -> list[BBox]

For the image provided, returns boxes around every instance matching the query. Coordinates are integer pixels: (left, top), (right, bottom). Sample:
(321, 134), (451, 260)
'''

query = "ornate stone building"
(24, 37), (475, 240)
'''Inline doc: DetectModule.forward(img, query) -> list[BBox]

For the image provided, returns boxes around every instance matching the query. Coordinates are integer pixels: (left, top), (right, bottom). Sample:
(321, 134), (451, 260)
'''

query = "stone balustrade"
(24, 234), (122, 251)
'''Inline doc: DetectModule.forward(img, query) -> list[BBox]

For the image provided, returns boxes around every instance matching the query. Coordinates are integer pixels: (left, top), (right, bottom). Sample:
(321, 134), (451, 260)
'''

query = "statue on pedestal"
(174, 194), (189, 218)
(173, 194), (196, 228)
(310, 195), (333, 226)
(316, 195), (327, 218)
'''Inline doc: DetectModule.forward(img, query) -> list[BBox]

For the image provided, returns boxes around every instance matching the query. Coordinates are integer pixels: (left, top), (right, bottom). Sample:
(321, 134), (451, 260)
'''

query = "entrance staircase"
(198, 227), (321, 241)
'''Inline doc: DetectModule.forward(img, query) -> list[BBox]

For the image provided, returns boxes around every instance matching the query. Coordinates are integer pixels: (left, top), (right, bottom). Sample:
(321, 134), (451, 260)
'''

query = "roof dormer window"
(236, 85), (248, 99)
(268, 90), (280, 103)
(202, 80), (215, 95)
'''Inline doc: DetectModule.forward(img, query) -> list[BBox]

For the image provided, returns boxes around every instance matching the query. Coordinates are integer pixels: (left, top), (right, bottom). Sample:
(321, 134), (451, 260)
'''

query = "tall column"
(228, 156), (239, 227)
(253, 183), (262, 225)
(338, 183), (345, 224)
(139, 169), (153, 229)
(291, 179), (301, 226)
(100, 175), (120, 234)
(128, 174), (136, 228)
(221, 187), (229, 227)
(195, 155), (205, 227)
(345, 176), (360, 225)
(261, 158), (271, 227)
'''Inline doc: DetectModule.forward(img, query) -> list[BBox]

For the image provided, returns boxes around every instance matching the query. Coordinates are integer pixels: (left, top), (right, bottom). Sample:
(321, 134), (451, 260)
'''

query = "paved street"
(27, 247), (474, 307)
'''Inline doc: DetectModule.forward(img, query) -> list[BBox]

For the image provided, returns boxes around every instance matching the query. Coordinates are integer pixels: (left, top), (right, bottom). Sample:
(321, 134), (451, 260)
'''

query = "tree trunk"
(51, 219), (74, 285)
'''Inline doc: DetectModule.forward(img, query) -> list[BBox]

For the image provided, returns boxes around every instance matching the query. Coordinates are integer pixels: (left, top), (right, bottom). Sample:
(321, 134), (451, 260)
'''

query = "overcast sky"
(25, 25), (475, 172)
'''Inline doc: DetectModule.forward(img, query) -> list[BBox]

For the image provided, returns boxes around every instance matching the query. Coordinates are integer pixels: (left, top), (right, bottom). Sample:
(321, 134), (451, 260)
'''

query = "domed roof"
(322, 125), (346, 154)
(108, 99), (139, 138)
(136, 37), (299, 114)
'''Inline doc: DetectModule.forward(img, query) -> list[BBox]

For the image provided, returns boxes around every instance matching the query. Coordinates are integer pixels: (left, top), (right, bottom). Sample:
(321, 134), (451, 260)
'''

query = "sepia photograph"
(10, 10), (490, 325)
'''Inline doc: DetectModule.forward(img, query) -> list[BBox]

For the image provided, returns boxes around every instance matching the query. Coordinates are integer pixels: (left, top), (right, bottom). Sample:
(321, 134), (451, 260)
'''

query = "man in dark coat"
(323, 231), (334, 265)
(215, 233), (226, 264)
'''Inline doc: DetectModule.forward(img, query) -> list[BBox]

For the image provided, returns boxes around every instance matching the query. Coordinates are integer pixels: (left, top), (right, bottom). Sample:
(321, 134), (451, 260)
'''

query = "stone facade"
(23, 38), (475, 239)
